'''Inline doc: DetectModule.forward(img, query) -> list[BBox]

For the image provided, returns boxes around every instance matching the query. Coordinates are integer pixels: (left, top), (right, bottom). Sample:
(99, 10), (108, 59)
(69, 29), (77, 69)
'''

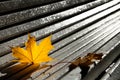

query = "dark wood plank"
(0, 1), (119, 57)
(0, 0), (61, 14)
(0, 0), (110, 42)
(0, 63), (30, 80)
(0, 0), (99, 28)
(1, 11), (119, 65)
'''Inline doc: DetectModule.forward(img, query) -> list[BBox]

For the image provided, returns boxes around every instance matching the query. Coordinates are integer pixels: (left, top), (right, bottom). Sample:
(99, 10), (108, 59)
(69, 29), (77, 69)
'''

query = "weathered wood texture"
(0, 0), (120, 80)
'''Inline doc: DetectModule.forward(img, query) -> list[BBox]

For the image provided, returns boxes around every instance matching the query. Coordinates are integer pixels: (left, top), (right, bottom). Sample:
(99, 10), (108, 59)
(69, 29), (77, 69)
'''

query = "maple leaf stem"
(31, 62), (34, 65)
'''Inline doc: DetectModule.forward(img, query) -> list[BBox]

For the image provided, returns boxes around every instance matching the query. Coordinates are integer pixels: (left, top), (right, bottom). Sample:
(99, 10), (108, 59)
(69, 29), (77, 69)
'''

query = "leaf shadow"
(0, 63), (50, 80)
(69, 63), (90, 79)
(20, 64), (51, 80)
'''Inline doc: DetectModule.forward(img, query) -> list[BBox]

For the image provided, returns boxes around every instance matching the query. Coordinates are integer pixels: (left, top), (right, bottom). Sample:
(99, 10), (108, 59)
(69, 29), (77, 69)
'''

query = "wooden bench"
(0, 0), (120, 80)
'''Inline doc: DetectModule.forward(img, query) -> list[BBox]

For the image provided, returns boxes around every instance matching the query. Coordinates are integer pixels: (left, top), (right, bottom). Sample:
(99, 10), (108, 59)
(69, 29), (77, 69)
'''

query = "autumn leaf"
(69, 53), (103, 70)
(12, 34), (54, 64)
(71, 53), (103, 67)
(68, 53), (103, 78)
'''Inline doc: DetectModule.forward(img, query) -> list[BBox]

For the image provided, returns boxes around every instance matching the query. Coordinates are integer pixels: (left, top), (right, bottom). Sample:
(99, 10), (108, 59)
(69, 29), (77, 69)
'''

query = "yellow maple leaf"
(12, 34), (54, 64)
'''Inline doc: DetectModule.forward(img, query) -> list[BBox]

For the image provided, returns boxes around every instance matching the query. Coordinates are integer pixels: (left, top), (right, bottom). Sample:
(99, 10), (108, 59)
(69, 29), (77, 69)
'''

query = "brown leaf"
(72, 53), (103, 67)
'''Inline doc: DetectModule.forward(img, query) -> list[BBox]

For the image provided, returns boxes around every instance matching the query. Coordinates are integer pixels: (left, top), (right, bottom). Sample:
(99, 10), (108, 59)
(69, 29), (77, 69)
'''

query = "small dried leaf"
(72, 53), (103, 67)
(69, 53), (103, 78)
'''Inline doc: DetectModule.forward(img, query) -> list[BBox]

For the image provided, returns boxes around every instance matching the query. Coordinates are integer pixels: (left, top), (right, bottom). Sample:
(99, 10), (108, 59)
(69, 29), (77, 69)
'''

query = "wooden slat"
(0, 63), (30, 79)
(46, 27), (120, 80)
(97, 35), (120, 54)
(0, 8), (120, 66)
(51, 10), (120, 54)
(51, 20), (120, 59)
(0, 0), (120, 80)
(60, 32), (120, 80)
(4, 64), (39, 80)
(0, 0), (61, 14)
(0, 62), (16, 71)
(100, 58), (120, 80)
(0, 0), (96, 28)
(59, 67), (81, 80)
(0, 0), (110, 42)
(0, 1), (120, 57)
(0, 9), (119, 80)
(82, 42), (120, 80)
(11, 25), (120, 79)
(29, 22), (120, 80)
(34, 23), (120, 80)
